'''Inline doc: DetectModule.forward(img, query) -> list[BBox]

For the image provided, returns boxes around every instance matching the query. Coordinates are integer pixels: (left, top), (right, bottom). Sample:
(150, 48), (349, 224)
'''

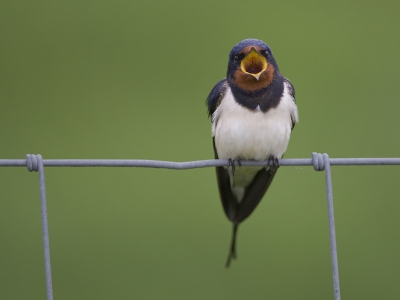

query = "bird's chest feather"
(212, 87), (295, 161)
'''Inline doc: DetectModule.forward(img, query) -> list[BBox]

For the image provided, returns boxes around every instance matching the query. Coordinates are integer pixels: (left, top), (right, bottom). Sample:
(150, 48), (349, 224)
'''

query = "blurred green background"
(1, 0), (400, 299)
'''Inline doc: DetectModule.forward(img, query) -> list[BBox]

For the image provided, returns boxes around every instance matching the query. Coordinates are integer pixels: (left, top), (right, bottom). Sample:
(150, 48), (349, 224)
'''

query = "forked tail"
(225, 224), (239, 267)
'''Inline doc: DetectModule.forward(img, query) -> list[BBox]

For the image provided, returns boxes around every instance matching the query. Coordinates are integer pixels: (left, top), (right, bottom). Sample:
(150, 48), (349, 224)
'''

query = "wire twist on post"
(312, 152), (325, 171)
(26, 154), (39, 172)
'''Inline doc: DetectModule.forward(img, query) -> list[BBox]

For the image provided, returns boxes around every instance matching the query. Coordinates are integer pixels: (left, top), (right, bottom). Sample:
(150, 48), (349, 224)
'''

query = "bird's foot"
(267, 155), (280, 173)
(228, 158), (241, 176)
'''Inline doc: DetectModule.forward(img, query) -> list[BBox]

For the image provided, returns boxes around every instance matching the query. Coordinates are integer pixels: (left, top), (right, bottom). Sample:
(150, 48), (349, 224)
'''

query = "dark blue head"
(227, 39), (279, 91)
(229, 39), (270, 57)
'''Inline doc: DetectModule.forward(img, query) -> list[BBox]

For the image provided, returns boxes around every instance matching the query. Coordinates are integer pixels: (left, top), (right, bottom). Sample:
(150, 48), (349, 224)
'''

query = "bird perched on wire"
(206, 38), (299, 267)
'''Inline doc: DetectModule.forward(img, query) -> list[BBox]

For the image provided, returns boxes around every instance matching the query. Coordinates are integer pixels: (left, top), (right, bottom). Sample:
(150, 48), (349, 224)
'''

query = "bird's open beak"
(240, 47), (268, 80)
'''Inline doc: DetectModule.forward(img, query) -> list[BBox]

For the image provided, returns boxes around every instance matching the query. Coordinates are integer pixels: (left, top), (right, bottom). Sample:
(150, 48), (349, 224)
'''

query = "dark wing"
(284, 78), (297, 130)
(213, 138), (278, 225)
(234, 167), (277, 224)
(212, 138), (237, 221)
(208, 78), (236, 219)
(206, 78), (228, 117)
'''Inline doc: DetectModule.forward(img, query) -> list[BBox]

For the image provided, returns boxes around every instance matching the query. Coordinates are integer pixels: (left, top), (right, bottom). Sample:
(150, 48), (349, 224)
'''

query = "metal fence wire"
(1, 153), (400, 300)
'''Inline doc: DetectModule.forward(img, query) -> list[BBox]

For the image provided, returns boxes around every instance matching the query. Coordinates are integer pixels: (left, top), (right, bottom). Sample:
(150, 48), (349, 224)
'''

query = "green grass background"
(1, 0), (400, 299)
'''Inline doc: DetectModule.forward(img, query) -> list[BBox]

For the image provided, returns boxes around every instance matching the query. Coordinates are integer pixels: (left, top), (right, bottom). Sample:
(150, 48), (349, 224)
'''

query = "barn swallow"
(206, 39), (299, 267)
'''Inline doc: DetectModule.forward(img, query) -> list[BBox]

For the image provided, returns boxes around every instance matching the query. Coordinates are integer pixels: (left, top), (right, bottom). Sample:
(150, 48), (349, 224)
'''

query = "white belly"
(212, 85), (297, 161)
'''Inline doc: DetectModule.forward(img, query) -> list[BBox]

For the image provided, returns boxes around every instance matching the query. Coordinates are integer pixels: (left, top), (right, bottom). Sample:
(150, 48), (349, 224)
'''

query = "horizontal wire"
(1, 158), (400, 168)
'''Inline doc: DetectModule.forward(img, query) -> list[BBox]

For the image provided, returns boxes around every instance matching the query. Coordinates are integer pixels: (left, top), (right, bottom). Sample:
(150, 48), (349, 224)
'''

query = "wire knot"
(312, 152), (325, 171)
(26, 154), (39, 172)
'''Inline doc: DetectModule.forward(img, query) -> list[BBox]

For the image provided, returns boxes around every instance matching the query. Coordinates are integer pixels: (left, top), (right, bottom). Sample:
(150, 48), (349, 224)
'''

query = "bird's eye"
(263, 50), (269, 57)
(233, 55), (239, 62)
